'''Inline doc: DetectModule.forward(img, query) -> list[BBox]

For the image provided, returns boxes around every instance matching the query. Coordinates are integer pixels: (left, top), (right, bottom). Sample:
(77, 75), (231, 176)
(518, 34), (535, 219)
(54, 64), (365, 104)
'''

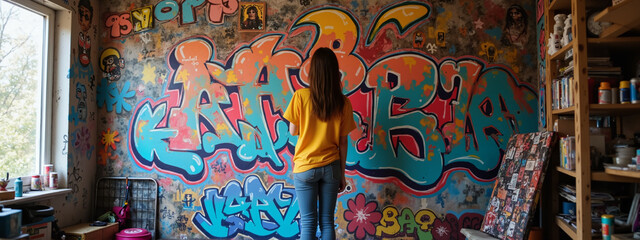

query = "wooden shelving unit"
(543, 0), (640, 239)
(593, 0), (640, 38)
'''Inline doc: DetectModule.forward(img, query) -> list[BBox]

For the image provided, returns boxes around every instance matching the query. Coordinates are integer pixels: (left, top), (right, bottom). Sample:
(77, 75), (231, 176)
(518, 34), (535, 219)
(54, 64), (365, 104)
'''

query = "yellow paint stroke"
(295, 9), (358, 43)
(142, 63), (157, 84)
(366, 2), (431, 44)
(430, 134), (439, 141)
(176, 69), (190, 83)
(403, 57), (417, 71)
(227, 70), (238, 83)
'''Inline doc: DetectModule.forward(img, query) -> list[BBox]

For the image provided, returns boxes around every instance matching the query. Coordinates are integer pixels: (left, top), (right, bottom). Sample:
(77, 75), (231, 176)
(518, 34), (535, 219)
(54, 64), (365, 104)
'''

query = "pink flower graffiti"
(343, 193), (382, 239)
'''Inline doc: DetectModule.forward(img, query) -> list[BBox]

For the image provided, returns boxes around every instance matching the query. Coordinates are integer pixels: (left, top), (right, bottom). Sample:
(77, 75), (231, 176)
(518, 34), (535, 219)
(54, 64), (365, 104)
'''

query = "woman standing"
(284, 47), (357, 240)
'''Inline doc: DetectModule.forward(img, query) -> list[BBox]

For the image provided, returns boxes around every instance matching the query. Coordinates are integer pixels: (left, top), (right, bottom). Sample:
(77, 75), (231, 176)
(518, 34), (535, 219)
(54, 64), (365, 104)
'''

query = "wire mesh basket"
(95, 177), (158, 239)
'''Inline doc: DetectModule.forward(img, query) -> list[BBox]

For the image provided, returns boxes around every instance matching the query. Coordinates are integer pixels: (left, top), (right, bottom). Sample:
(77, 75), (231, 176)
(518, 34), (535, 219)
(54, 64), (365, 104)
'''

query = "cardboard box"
(62, 222), (119, 240)
(21, 216), (54, 240)
(0, 191), (15, 201)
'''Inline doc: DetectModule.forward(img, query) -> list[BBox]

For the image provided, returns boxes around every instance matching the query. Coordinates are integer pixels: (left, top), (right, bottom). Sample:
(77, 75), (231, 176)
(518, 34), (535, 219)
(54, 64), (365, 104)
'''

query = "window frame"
(4, 0), (55, 176)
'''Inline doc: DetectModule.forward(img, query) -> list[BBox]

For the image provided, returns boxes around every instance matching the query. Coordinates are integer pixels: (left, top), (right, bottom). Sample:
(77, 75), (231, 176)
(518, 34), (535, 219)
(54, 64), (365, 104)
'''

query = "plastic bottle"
(599, 82), (612, 104)
(631, 78), (639, 103)
(620, 80), (631, 104)
(15, 177), (22, 197)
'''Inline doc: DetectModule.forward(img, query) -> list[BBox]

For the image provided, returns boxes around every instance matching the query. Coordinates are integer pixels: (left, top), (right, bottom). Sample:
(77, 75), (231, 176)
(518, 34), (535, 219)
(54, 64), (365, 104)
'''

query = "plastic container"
(602, 214), (614, 240)
(14, 177), (22, 197)
(115, 228), (152, 240)
(599, 82), (612, 104)
(631, 78), (639, 103)
(49, 172), (58, 189)
(620, 80), (631, 104)
(31, 175), (41, 191)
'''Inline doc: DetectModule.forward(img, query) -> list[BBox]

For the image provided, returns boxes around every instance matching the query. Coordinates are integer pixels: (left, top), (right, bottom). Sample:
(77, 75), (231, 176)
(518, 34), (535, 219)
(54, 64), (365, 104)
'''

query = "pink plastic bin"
(115, 228), (151, 240)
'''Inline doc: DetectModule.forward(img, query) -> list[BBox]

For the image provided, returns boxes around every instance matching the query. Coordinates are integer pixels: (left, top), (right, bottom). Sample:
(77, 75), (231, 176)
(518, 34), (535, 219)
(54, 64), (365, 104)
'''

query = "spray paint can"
(43, 164), (53, 188)
(49, 172), (58, 189)
(602, 214), (614, 240)
(599, 82), (612, 104)
(14, 177), (22, 197)
(631, 78), (639, 103)
(620, 81), (631, 104)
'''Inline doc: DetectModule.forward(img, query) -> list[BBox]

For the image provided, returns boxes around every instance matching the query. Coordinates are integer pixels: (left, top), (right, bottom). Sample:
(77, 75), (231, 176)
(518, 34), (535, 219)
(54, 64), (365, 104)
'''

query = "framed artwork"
(239, 2), (266, 32)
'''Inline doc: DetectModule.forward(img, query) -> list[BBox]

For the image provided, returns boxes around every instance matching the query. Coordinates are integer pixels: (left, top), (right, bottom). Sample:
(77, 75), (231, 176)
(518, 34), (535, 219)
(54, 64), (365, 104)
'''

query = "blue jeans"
(294, 160), (341, 240)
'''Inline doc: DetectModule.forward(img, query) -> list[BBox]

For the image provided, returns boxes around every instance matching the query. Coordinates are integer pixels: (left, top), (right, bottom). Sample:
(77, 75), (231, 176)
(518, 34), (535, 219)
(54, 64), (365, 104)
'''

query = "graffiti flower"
(344, 193), (382, 239)
(432, 213), (482, 240)
(101, 128), (121, 151)
(74, 126), (91, 153)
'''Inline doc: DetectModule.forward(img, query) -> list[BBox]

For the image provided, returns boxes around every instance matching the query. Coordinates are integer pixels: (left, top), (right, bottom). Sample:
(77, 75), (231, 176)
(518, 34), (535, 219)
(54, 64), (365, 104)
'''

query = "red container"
(115, 228), (151, 240)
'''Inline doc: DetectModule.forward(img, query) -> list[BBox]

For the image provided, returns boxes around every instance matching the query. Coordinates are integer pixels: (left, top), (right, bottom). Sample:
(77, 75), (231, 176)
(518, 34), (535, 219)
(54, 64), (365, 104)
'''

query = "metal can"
(631, 78), (639, 103)
(620, 81), (631, 104)
(598, 82), (612, 104)
(31, 175), (42, 191)
(49, 172), (58, 189)
(43, 164), (53, 188)
(602, 214), (614, 240)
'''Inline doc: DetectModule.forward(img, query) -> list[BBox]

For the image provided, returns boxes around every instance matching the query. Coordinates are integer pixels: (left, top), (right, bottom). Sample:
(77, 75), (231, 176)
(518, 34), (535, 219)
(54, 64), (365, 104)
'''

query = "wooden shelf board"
(604, 168), (640, 180)
(552, 106), (575, 115)
(593, 170), (640, 182)
(557, 216), (578, 240)
(550, 42), (574, 61)
(594, 0), (640, 27)
(590, 104), (640, 115)
(557, 166), (577, 178)
(588, 37), (640, 46)
(548, 0), (571, 11)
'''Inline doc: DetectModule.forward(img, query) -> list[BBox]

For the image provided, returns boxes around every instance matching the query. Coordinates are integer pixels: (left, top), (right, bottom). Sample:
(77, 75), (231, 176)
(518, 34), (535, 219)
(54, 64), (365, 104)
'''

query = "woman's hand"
(338, 176), (347, 193)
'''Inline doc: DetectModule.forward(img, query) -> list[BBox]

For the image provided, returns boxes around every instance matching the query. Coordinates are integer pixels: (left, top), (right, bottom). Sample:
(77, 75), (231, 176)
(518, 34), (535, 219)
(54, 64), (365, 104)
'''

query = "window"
(0, 0), (53, 178)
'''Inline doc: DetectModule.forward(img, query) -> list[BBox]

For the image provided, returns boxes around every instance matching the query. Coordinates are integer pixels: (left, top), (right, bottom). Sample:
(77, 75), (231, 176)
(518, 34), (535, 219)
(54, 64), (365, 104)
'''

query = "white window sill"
(0, 188), (71, 206)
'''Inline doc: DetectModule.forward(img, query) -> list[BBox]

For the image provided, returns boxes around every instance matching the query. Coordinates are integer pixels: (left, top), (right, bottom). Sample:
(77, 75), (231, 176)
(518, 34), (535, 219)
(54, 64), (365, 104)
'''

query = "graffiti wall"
(90, 0), (539, 238)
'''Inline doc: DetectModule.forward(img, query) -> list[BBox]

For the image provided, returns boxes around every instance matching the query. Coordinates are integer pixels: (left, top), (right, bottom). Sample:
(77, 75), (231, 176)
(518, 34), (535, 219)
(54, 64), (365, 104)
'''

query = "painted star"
(474, 19), (484, 29)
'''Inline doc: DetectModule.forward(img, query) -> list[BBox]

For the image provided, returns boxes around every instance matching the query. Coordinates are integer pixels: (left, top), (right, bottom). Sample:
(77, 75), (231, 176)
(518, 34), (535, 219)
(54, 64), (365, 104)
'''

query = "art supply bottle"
(602, 214), (614, 240)
(49, 172), (58, 189)
(620, 80), (631, 104)
(31, 175), (41, 191)
(631, 78), (639, 103)
(598, 82), (612, 104)
(14, 177), (22, 197)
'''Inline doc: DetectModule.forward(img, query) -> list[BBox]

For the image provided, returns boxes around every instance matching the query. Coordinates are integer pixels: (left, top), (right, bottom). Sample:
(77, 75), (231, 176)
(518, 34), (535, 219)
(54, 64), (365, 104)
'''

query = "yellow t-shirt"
(283, 88), (357, 173)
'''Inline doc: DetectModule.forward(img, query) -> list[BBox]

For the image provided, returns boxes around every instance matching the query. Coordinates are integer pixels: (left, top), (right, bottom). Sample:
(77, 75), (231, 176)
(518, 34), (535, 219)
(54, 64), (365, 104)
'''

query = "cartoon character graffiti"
(501, 4), (529, 48)
(100, 48), (125, 81)
(76, 82), (87, 122)
(78, 32), (91, 67)
(182, 193), (195, 208)
(78, 0), (93, 32)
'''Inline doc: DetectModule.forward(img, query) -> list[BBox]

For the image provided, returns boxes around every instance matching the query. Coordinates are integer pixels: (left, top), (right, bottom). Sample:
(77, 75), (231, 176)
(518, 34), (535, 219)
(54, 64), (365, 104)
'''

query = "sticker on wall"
(239, 2), (265, 32)
(131, 5), (154, 33)
(436, 31), (445, 47)
(413, 31), (425, 49)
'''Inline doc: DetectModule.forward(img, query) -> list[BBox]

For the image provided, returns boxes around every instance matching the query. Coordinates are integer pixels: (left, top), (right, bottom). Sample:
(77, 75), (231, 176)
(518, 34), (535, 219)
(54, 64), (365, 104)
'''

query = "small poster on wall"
(239, 2), (266, 32)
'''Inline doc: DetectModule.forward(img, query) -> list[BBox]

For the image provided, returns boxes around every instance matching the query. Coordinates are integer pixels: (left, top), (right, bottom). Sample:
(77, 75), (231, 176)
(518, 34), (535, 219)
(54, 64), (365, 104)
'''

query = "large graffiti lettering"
(129, 1), (537, 195)
(341, 193), (482, 239)
(105, 0), (239, 38)
(192, 175), (299, 239)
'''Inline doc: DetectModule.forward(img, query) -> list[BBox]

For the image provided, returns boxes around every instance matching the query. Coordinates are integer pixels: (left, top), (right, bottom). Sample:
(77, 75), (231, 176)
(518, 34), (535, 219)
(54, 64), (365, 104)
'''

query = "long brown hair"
(309, 47), (345, 121)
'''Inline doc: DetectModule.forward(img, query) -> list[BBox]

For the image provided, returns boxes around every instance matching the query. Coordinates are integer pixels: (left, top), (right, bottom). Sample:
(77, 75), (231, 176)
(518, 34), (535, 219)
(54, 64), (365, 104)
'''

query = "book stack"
(552, 76), (574, 109)
(560, 136), (576, 170)
(588, 57), (621, 77)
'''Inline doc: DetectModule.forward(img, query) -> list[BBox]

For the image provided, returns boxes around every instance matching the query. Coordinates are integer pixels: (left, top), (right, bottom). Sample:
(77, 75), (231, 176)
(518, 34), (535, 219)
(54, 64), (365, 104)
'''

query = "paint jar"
(49, 172), (58, 189)
(31, 175), (42, 191)
(43, 164), (53, 188)
(598, 82), (612, 104)
(612, 88), (619, 104)
(631, 78), (639, 103)
(602, 214), (614, 240)
(620, 80), (631, 104)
